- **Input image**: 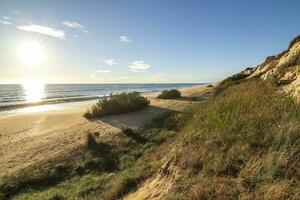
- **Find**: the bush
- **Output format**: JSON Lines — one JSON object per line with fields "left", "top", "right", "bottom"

{"left": 221, "top": 72, "right": 249, "bottom": 84}
{"left": 214, "top": 72, "right": 250, "bottom": 94}
{"left": 157, "top": 89, "right": 181, "bottom": 99}
{"left": 84, "top": 92, "right": 150, "bottom": 118}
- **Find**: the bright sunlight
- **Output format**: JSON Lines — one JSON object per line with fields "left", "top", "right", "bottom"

{"left": 18, "top": 41, "right": 45, "bottom": 65}
{"left": 22, "top": 80, "right": 45, "bottom": 102}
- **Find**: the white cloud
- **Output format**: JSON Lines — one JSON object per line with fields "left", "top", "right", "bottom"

{"left": 128, "top": 61, "right": 151, "bottom": 71}
{"left": 0, "top": 16, "right": 13, "bottom": 25}
{"left": 62, "top": 21, "right": 83, "bottom": 29}
{"left": 90, "top": 74, "right": 129, "bottom": 81}
{"left": 150, "top": 73, "right": 164, "bottom": 81}
{"left": 102, "top": 59, "right": 119, "bottom": 66}
{"left": 17, "top": 24, "right": 65, "bottom": 38}
{"left": 97, "top": 70, "right": 111, "bottom": 73}
{"left": 63, "top": 21, "right": 88, "bottom": 33}
{"left": 0, "top": 20, "right": 13, "bottom": 25}
{"left": 90, "top": 74, "right": 97, "bottom": 79}
{"left": 119, "top": 36, "right": 132, "bottom": 43}
{"left": 130, "top": 69, "right": 146, "bottom": 73}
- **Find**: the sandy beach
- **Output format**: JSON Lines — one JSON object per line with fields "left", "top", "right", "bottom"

{"left": 0, "top": 85, "right": 213, "bottom": 178}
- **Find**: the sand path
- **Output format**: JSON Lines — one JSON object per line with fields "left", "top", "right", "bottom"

{"left": 0, "top": 85, "right": 212, "bottom": 178}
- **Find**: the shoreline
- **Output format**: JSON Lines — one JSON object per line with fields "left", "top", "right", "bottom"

{"left": 0, "top": 96, "right": 101, "bottom": 112}
{"left": 0, "top": 83, "right": 208, "bottom": 115}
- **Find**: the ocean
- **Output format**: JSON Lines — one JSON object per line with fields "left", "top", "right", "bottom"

{"left": 0, "top": 83, "right": 204, "bottom": 110}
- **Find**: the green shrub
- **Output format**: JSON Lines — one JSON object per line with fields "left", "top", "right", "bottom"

{"left": 221, "top": 72, "right": 249, "bottom": 84}
{"left": 215, "top": 72, "right": 250, "bottom": 94}
{"left": 84, "top": 92, "right": 150, "bottom": 118}
{"left": 157, "top": 89, "right": 181, "bottom": 99}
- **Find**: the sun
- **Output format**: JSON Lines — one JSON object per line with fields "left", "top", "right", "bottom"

{"left": 18, "top": 41, "right": 45, "bottom": 65}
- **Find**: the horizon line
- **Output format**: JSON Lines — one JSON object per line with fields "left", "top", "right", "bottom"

{"left": 0, "top": 82, "right": 213, "bottom": 85}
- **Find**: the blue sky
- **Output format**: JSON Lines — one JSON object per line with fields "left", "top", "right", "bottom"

{"left": 0, "top": 0, "right": 300, "bottom": 83}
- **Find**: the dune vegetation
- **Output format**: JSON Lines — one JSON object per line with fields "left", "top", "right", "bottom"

{"left": 83, "top": 92, "right": 150, "bottom": 119}
{"left": 157, "top": 89, "right": 181, "bottom": 99}
{"left": 165, "top": 79, "right": 300, "bottom": 199}
{"left": 1, "top": 76, "right": 299, "bottom": 200}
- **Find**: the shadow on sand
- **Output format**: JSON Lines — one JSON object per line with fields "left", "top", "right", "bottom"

{"left": 90, "top": 105, "right": 174, "bottom": 129}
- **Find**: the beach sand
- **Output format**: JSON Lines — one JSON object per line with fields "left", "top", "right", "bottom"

{"left": 0, "top": 84, "right": 213, "bottom": 178}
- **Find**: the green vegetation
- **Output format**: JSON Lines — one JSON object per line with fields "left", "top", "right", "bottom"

{"left": 83, "top": 92, "right": 150, "bottom": 119}
{"left": 165, "top": 80, "right": 300, "bottom": 199}
{"left": 1, "top": 78, "right": 299, "bottom": 200}
{"left": 215, "top": 72, "right": 250, "bottom": 94}
{"left": 157, "top": 89, "right": 181, "bottom": 99}
{"left": 221, "top": 72, "right": 249, "bottom": 84}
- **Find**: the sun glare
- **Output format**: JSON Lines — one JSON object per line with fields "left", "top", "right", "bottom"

{"left": 22, "top": 80, "right": 45, "bottom": 102}
{"left": 18, "top": 41, "right": 45, "bottom": 65}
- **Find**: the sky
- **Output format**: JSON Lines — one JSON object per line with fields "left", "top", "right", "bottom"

{"left": 0, "top": 0, "right": 300, "bottom": 84}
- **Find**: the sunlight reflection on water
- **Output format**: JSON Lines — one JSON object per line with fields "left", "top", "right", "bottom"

{"left": 22, "top": 81, "right": 45, "bottom": 102}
